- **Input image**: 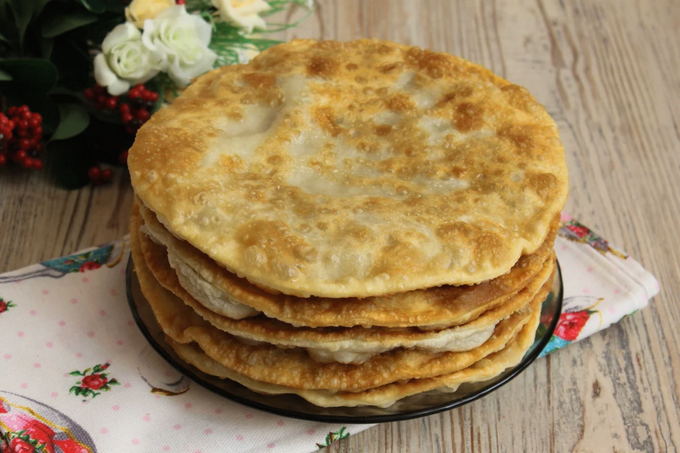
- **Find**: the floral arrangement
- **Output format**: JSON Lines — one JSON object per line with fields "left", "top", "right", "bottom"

{"left": 0, "top": 0, "right": 311, "bottom": 188}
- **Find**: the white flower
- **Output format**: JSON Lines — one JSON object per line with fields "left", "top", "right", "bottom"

{"left": 125, "top": 0, "right": 175, "bottom": 28}
{"left": 94, "top": 22, "right": 161, "bottom": 95}
{"left": 211, "top": 0, "right": 271, "bottom": 33}
{"left": 236, "top": 45, "right": 260, "bottom": 63}
{"left": 142, "top": 5, "right": 217, "bottom": 87}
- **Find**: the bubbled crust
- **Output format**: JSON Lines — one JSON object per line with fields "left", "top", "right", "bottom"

{"left": 128, "top": 39, "right": 568, "bottom": 298}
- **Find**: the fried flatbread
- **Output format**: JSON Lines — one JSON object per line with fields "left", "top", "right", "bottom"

{"left": 169, "top": 295, "right": 542, "bottom": 407}
{"left": 135, "top": 205, "right": 553, "bottom": 362}
{"left": 131, "top": 221, "right": 552, "bottom": 391}
{"left": 139, "top": 201, "right": 558, "bottom": 329}
{"left": 129, "top": 39, "right": 568, "bottom": 297}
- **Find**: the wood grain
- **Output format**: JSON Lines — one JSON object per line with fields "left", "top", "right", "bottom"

{"left": 1, "top": 0, "right": 678, "bottom": 451}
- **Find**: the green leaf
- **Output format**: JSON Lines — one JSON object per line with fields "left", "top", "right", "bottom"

{"left": 52, "top": 103, "right": 89, "bottom": 141}
{"left": 78, "top": 0, "right": 124, "bottom": 14}
{"left": 40, "top": 37, "right": 53, "bottom": 58}
{"left": 78, "top": 0, "right": 105, "bottom": 13}
{"left": 41, "top": 11, "right": 98, "bottom": 38}
{"left": 0, "top": 57, "right": 58, "bottom": 95}
{"left": 69, "top": 370, "right": 83, "bottom": 376}
{"left": 0, "top": 68, "right": 11, "bottom": 81}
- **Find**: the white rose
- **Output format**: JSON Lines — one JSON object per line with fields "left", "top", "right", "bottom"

{"left": 94, "top": 22, "right": 161, "bottom": 95}
{"left": 211, "top": 0, "right": 271, "bottom": 33}
{"left": 142, "top": 5, "right": 217, "bottom": 86}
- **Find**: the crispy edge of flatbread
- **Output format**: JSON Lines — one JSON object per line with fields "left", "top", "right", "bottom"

{"left": 169, "top": 293, "right": 543, "bottom": 407}
{"left": 139, "top": 201, "right": 558, "bottom": 328}
{"left": 132, "top": 213, "right": 554, "bottom": 391}
{"left": 138, "top": 203, "right": 551, "bottom": 354}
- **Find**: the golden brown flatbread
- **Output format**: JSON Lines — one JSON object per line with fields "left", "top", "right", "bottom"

{"left": 138, "top": 201, "right": 558, "bottom": 329}
{"left": 129, "top": 39, "right": 568, "bottom": 297}
{"left": 169, "top": 296, "right": 543, "bottom": 407}
{"left": 136, "top": 208, "right": 552, "bottom": 363}
{"left": 131, "top": 220, "right": 553, "bottom": 392}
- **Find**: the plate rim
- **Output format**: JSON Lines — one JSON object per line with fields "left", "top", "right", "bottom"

{"left": 125, "top": 259, "right": 563, "bottom": 423}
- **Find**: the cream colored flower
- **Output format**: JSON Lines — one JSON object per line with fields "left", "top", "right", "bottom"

{"left": 142, "top": 5, "right": 217, "bottom": 86}
{"left": 236, "top": 45, "right": 260, "bottom": 63}
{"left": 211, "top": 0, "right": 271, "bottom": 33}
{"left": 94, "top": 23, "right": 161, "bottom": 95}
{"left": 125, "top": 0, "right": 175, "bottom": 28}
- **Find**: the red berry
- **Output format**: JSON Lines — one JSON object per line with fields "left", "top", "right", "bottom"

{"left": 7, "top": 106, "right": 17, "bottom": 116}
{"left": 20, "top": 110, "right": 32, "bottom": 120}
{"left": 135, "top": 109, "right": 150, "bottom": 122}
{"left": 7, "top": 120, "right": 14, "bottom": 130}
{"left": 17, "top": 119, "right": 28, "bottom": 129}
{"left": 119, "top": 103, "right": 130, "bottom": 113}
{"left": 31, "top": 158, "right": 44, "bottom": 170}
{"left": 88, "top": 166, "right": 101, "bottom": 181}
{"left": 33, "top": 126, "right": 43, "bottom": 138}
{"left": 31, "top": 112, "right": 42, "bottom": 123}
{"left": 105, "top": 97, "right": 118, "bottom": 110}
{"left": 101, "top": 168, "right": 113, "bottom": 181}
{"left": 0, "top": 154, "right": 6, "bottom": 165}
{"left": 19, "top": 138, "right": 31, "bottom": 150}
{"left": 3, "top": 130, "right": 12, "bottom": 141}
{"left": 14, "top": 150, "right": 26, "bottom": 161}
{"left": 19, "top": 157, "right": 31, "bottom": 168}
{"left": 17, "top": 105, "right": 29, "bottom": 114}
{"left": 121, "top": 113, "right": 133, "bottom": 123}
{"left": 84, "top": 88, "right": 95, "bottom": 100}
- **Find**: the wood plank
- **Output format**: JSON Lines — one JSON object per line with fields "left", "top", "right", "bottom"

{"left": 1, "top": 0, "right": 678, "bottom": 451}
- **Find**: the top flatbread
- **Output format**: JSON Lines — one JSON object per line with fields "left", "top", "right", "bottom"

{"left": 129, "top": 39, "right": 568, "bottom": 297}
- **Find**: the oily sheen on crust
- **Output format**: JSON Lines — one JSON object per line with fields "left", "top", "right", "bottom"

{"left": 134, "top": 206, "right": 552, "bottom": 360}
{"left": 138, "top": 201, "right": 559, "bottom": 328}
{"left": 128, "top": 39, "right": 568, "bottom": 297}
{"left": 131, "top": 222, "right": 553, "bottom": 392}
{"left": 169, "top": 299, "right": 542, "bottom": 408}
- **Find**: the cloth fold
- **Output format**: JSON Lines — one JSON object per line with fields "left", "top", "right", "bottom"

{"left": 0, "top": 217, "right": 658, "bottom": 452}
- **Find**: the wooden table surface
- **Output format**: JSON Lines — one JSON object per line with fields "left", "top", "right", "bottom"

{"left": 1, "top": 0, "right": 678, "bottom": 451}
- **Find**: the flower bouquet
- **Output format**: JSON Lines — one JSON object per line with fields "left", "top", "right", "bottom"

{"left": 0, "top": 0, "right": 311, "bottom": 187}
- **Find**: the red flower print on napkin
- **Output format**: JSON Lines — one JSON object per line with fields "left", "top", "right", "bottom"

{"left": 78, "top": 262, "right": 101, "bottom": 272}
{"left": 554, "top": 311, "right": 591, "bottom": 341}
{"left": 8, "top": 437, "right": 35, "bottom": 453}
{"left": 0, "top": 297, "right": 16, "bottom": 314}
{"left": 69, "top": 363, "right": 119, "bottom": 399}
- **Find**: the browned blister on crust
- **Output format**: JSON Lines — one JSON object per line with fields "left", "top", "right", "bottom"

{"left": 128, "top": 39, "right": 568, "bottom": 298}
{"left": 131, "top": 212, "right": 555, "bottom": 392}
{"left": 168, "top": 289, "right": 544, "bottom": 407}
{"left": 135, "top": 204, "right": 551, "bottom": 361}
{"left": 138, "top": 202, "right": 559, "bottom": 328}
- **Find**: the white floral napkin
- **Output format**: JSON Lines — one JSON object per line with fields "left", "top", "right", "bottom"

{"left": 0, "top": 215, "right": 658, "bottom": 452}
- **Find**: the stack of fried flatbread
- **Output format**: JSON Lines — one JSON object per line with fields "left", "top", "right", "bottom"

{"left": 127, "top": 39, "right": 568, "bottom": 408}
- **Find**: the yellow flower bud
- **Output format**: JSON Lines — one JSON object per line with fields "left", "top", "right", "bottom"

{"left": 125, "top": 0, "right": 176, "bottom": 28}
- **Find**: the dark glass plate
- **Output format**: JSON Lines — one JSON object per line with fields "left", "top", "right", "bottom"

{"left": 126, "top": 260, "right": 562, "bottom": 423}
